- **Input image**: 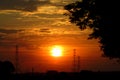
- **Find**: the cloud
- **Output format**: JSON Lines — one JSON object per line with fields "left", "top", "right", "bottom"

{"left": 39, "top": 28, "right": 51, "bottom": 33}
{"left": 0, "top": 28, "right": 23, "bottom": 34}
{"left": 0, "top": 0, "right": 75, "bottom": 28}
{"left": 0, "top": 0, "right": 78, "bottom": 12}
{"left": 0, "top": 0, "right": 50, "bottom": 12}
{"left": 0, "top": 35, "right": 4, "bottom": 40}
{"left": 50, "top": 0, "right": 81, "bottom": 6}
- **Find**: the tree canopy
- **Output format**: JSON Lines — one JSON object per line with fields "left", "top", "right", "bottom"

{"left": 0, "top": 60, "right": 15, "bottom": 75}
{"left": 64, "top": 0, "right": 120, "bottom": 59}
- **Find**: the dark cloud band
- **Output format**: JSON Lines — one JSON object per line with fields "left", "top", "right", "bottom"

{"left": 0, "top": 28, "right": 23, "bottom": 34}
{"left": 0, "top": 0, "right": 50, "bottom": 12}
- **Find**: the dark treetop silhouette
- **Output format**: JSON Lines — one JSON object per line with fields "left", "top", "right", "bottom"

{"left": 64, "top": 0, "right": 120, "bottom": 59}
{"left": 0, "top": 60, "right": 15, "bottom": 75}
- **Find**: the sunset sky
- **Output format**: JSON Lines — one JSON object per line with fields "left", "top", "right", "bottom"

{"left": 0, "top": 0, "right": 120, "bottom": 73}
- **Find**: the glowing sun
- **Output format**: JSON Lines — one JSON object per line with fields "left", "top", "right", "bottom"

{"left": 51, "top": 46, "right": 63, "bottom": 57}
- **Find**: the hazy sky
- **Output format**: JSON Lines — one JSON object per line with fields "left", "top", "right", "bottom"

{"left": 0, "top": 0, "right": 120, "bottom": 73}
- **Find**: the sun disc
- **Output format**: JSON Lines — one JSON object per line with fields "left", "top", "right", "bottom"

{"left": 51, "top": 46, "right": 63, "bottom": 57}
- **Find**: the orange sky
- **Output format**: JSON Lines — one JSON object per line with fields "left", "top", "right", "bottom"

{"left": 0, "top": 0, "right": 120, "bottom": 73}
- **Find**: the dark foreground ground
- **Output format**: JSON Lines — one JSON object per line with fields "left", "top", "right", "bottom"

{"left": 1, "top": 70, "right": 120, "bottom": 80}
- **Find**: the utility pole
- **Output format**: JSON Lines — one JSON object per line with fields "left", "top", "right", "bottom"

{"left": 73, "top": 49, "right": 76, "bottom": 72}
{"left": 77, "top": 56, "right": 80, "bottom": 72}
{"left": 15, "top": 45, "right": 19, "bottom": 74}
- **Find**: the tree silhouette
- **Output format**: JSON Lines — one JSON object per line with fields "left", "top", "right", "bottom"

{"left": 64, "top": 0, "right": 120, "bottom": 59}
{"left": 0, "top": 60, "right": 15, "bottom": 75}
